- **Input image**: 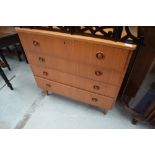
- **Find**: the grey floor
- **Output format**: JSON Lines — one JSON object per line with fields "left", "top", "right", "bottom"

{"left": 0, "top": 57, "right": 150, "bottom": 129}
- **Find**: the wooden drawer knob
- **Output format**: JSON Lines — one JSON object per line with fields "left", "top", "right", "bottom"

{"left": 33, "top": 40, "right": 39, "bottom": 46}
{"left": 93, "top": 85, "right": 100, "bottom": 90}
{"left": 96, "top": 52, "right": 105, "bottom": 60}
{"left": 38, "top": 57, "right": 45, "bottom": 62}
{"left": 92, "top": 97, "right": 98, "bottom": 102}
{"left": 46, "top": 83, "right": 51, "bottom": 87}
{"left": 95, "top": 71, "right": 102, "bottom": 76}
{"left": 43, "top": 71, "right": 48, "bottom": 76}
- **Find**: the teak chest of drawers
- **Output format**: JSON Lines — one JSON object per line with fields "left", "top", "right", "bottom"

{"left": 16, "top": 27, "right": 137, "bottom": 112}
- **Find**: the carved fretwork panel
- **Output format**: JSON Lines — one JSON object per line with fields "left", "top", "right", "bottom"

{"left": 20, "top": 26, "right": 143, "bottom": 45}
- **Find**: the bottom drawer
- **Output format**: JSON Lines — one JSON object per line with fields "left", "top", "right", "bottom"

{"left": 35, "top": 76, "right": 115, "bottom": 110}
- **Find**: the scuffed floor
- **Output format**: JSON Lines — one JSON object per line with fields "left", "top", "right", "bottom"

{"left": 0, "top": 57, "right": 150, "bottom": 129}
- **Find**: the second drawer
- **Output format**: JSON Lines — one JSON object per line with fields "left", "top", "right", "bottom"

{"left": 27, "top": 53, "right": 123, "bottom": 85}
{"left": 31, "top": 65, "right": 119, "bottom": 98}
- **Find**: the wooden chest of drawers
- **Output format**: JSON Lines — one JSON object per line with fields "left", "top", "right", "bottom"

{"left": 16, "top": 28, "right": 136, "bottom": 112}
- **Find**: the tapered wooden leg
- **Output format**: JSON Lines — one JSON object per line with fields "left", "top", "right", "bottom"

{"left": 102, "top": 109, "right": 108, "bottom": 115}
{"left": 100, "top": 107, "right": 108, "bottom": 115}
{"left": 132, "top": 118, "right": 138, "bottom": 125}
{"left": 43, "top": 90, "right": 48, "bottom": 95}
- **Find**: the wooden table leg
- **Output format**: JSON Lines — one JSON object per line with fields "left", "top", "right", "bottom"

{"left": 0, "top": 67, "right": 13, "bottom": 90}
{"left": 14, "top": 44, "right": 22, "bottom": 61}
{"left": 20, "top": 43, "right": 28, "bottom": 63}
{"left": 0, "top": 51, "right": 11, "bottom": 71}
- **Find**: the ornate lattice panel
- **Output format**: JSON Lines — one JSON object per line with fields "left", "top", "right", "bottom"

{"left": 20, "top": 26, "right": 143, "bottom": 45}
{"left": 74, "top": 26, "right": 123, "bottom": 41}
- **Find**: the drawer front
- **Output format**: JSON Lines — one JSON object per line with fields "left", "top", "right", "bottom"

{"left": 31, "top": 65, "right": 119, "bottom": 98}
{"left": 18, "top": 32, "right": 72, "bottom": 54}
{"left": 27, "top": 53, "right": 122, "bottom": 85}
{"left": 35, "top": 76, "right": 114, "bottom": 109}
{"left": 19, "top": 32, "right": 130, "bottom": 72}
{"left": 72, "top": 40, "right": 130, "bottom": 72}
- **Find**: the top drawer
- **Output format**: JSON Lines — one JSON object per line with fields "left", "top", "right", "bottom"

{"left": 18, "top": 32, "right": 131, "bottom": 72}
{"left": 18, "top": 32, "right": 71, "bottom": 54}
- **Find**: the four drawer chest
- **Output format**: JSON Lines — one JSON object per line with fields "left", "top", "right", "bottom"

{"left": 16, "top": 27, "right": 137, "bottom": 113}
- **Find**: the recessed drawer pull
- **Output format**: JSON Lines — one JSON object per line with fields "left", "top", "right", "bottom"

{"left": 96, "top": 52, "right": 105, "bottom": 60}
{"left": 33, "top": 40, "right": 39, "bottom": 46}
{"left": 95, "top": 71, "right": 102, "bottom": 76}
{"left": 92, "top": 97, "right": 98, "bottom": 102}
{"left": 38, "top": 57, "right": 45, "bottom": 62}
{"left": 46, "top": 83, "right": 51, "bottom": 87}
{"left": 43, "top": 71, "right": 48, "bottom": 76}
{"left": 93, "top": 85, "right": 100, "bottom": 90}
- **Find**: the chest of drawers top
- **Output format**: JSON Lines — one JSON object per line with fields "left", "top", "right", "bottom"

{"left": 17, "top": 28, "right": 137, "bottom": 49}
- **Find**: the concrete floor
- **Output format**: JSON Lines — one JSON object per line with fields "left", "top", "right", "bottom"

{"left": 0, "top": 57, "right": 150, "bottom": 129}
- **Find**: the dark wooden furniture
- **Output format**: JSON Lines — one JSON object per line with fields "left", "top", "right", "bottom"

{"left": 0, "top": 27, "right": 27, "bottom": 90}
{"left": 0, "top": 33, "right": 18, "bottom": 90}
{"left": 121, "top": 27, "right": 155, "bottom": 125}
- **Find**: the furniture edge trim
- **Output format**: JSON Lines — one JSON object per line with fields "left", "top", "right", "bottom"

{"left": 16, "top": 27, "right": 137, "bottom": 51}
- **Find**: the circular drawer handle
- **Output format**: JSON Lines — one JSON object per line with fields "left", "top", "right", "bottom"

{"left": 93, "top": 85, "right": 100, "bottom": 90}
{"left": 96, "top": 52, "right": 105, "bottom": 60}
{"left": 95, "top": 71, "right": 103, "bottom": 76}
{"left": 33, "top": 40, "right": 39, "bottom": 46}
{"left": 46, "top": 83, "right": 51, "bottom": 87}
{"left": 43, "top": 71, "right": 48, "bottom": 76}
{"left": 92, "top": 97, "right": 98, "bottom": 102}
{"left": 38, "top": 57, "right": 45, "bottom": 62}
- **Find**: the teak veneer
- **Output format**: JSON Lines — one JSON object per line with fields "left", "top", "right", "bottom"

{"left": 16, "top": 27, "right": 136, "bottom": 112}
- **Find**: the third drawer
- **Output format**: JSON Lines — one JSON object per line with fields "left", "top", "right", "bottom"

{"left": 31, "top": 65, "right": 120, "bottom": 98}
